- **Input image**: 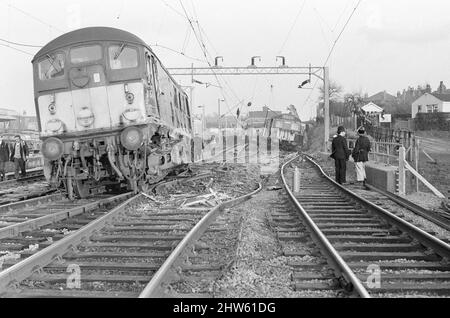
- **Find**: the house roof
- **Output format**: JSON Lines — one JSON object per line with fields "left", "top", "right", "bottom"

{"left": 0, "top": 115, "right": 17, "bottom": 122}
{"left": 431, "top": 93, "right": 450, "bottom": 102}
{"left": 366, "top": 91, "right": 396, "bottom": 102}
{"left": 362, "top": 102, "right": 383, "bottom": 113}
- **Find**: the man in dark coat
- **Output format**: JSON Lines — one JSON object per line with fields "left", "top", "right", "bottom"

{"left": 0, "top": 136, "right": 10, "bottom": 181}
{"left": 10, "top": 135, "right": 29, "bottom": 179}
{"left": 352, "top": 127, "right": 371, "bottom": 186}
{"left": 330, "top": 126, "right": 350, "bottom": 184}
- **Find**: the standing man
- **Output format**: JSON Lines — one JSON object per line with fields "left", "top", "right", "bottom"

{"left": 0, "top": 136, "right": 10, "bottom": 181}
{"left": 10, "top": 135, "right": 28, "bottom": 179}
{"left": 352, "top": 127, "right": 371, "bottom": 187}
{"left": 330, "top": 126, "right": 350, "bottom": 185}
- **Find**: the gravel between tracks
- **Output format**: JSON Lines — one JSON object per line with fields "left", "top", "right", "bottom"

{"left": 213, "top": 189, "right": 339, "bottom": 298}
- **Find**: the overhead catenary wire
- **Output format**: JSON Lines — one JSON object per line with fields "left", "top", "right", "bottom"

{"left": 323, "top": 0, "right": 362, "bottom": 67}
{"left": 0, "top": 43, "right": 34, "bottom": 56}
{"left": 332, "top": 0, "right": 353, "bottom": 33}
{"left": 116, "top": 0, "right": 125, "bottom": 19}
{"left": 301, "top": 0, "right": 363, "bottom": 110}
{"left": 149, "top": 43, "right": 207, "bottom": 63}
{"left": 277, "top": 0, "right": 307, "bottom": 55}
{"left": 159, "top": 0, "right": 185, "bottom": 18}
{"left": 6, "top": 3, "right": 65, "bottom": 34}
{"left": 178, "top": 0, "right": 241, "bottom": 124}
{"left": 188, "top": 6, "right": 245, "bottom": 118}
{"left": 0, "top": 38, "right": 42, "bottom": 48}
{"left": 181, "top": 26, "right": 192, "bottom": 53}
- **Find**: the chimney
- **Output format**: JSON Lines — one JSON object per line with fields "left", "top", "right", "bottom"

{"left": 438, "top": 81, "right": 444, "bottom": 93}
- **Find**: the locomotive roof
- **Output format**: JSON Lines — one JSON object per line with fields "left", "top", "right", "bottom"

{"left": 32, "top": 27, "right": 149, "bottom": 62}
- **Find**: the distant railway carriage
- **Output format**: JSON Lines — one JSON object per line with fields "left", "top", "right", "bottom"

{"left": 33, "top": 27, "right": 193, "bottom": 199}
{"left": 264, "top": 113, "right": 305, "bottom": 151}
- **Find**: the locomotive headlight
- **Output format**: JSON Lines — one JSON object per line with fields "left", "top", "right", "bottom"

{"left": 122, "top": 108, "right": 141, "bottom": 122}
{"left": 46, "top": 119, "right": 63, "bottom": 132}
{"left": 42, "top": 137, "right": 64, "bottom": 160}
{"left": 77, "top": 107, "right": 95, "bottom": 127}
{"left": 120, "top": 126, "right": 143, "bottom": 151}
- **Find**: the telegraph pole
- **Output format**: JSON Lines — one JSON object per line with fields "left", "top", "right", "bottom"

{"left": 217, "top": 98, "right": 224, "bottom": 131}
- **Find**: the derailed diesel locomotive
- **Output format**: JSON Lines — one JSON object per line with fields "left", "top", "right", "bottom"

{"left": 33, "top": 27, "right": 193, "bottom": 199}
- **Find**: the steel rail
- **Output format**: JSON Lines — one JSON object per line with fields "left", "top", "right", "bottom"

{"left": 281, "top": 155, "right": 371, "bottom": 298}
{"left": 0, "top": 193, "right": 64, "bottom": 214}
{"left": 0, "top": 192, "right": 133, "bottom": 239}
{"left": 0, "top": 194, "right": 141, "bottom": 292}
{"left": 139, "top": 182, "right": 263, "bottom": 298}
{"left": 305, "top": 155, "right": 450, "bottom": 260}
{"left": 0, "top": 172, "right": 232, "bottom": 294}
{"left": 0, "top": 168, "right": 44, "bottom": 185}
{"left": 365, "top": 183, "right": 450, "bottom": 232}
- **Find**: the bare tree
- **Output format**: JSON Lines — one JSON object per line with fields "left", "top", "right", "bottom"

{"left": 318, "top": 80, "right": 343, "bottom": 102}
{"left": 316, "top": 81, "right": 344, "bottom": 119}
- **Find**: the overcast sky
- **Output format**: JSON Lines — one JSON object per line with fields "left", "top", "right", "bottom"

{"left": 1, "top": 0, "right": 449, "bottom": 120}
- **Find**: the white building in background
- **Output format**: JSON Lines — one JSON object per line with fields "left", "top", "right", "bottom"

{"left": 411, "top": 93, "right": 450, "bottom": 118}
{"left": 361, "top": 102, "right": 383, "bottom": 115}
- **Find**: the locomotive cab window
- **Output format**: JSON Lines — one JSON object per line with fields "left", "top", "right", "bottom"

{"left": 109, "top": 44, "right": 138, "bottom": 69}
{"left": 70, "top": 45, "right": 102, "bottom": 64}
{"left": 38, "top": 53, "right": 65, "bottom": 80}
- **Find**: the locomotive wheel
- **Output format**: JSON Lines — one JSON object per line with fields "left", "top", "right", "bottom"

{"left": 74, "top": 180, "right": 90, "bottom": 199}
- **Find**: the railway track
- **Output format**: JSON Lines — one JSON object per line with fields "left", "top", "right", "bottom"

{"left": 282, "top": 154, "right": 450, "bottom": 297}
{"left": 0, "top": 169, "right": 260, "bottom": 297}
{"left": 0, "top": 168, "right": 53, "bottom": 206}
{"left": 0, "top": 193, "right": 133, "bottom": 267}
{"left": 256, "top": 170, "right": 348, "bottom": 297}
{"left": 0, "top": 168, "right": 44, "bottom": 189}
{"left": 363, "top": 184, "right": 450, "bottom": 232}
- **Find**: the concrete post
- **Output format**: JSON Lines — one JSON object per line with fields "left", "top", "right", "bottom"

{"left": 222, "top": 130, "right": 226, "bottom": 163}
{"left": 245, "top": 134, "right": 249, "bottom": 164}
{"left": 233, "top": 134, "right": 238, "bottom": 163}
{"left": 256, "top": 133, "right": 260, "bottom": 164}
{"left": 398, "top": 146, "right": 406, "bottom": 195}
{"left": 324, "top": 67, "right": 330, "bottom": 153}
{"left": 415, "top": 139, "right": 419, "bottom": 192}
{"left": 387, "top": 143, "right": 390, "bottom": 165}
{"left": 294, "top": 167, "right": 300, "bottom": 193}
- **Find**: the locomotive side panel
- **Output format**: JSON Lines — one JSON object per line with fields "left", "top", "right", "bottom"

{"left": 155, "top": 61, "right": 175, "bottom": 128}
